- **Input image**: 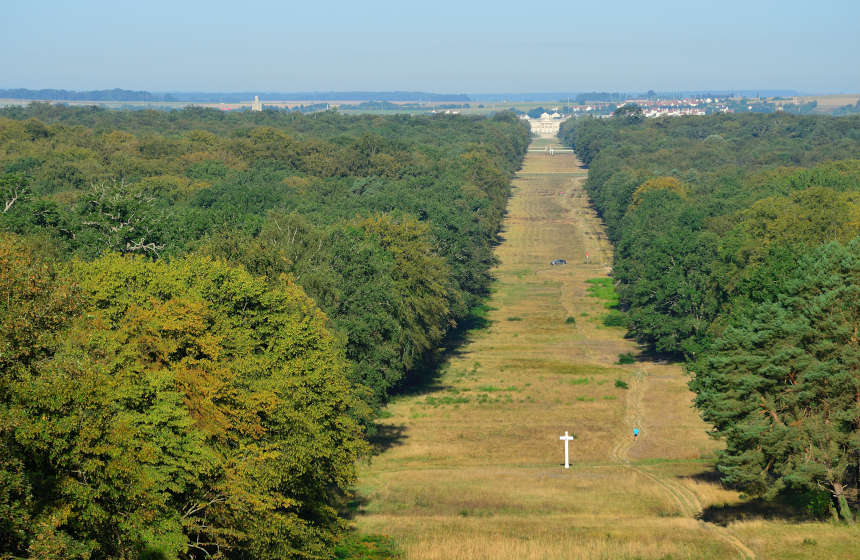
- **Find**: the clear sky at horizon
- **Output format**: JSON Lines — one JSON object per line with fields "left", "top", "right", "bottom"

{"left": 3, "top": 0, "right": 858, "bottom": 94}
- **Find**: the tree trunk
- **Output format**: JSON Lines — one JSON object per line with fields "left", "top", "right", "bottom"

{"left": 832, "top": 482, "right": 855, "bottom": 523}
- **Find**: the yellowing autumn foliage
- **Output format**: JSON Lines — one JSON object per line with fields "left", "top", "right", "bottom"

{"left": 631, "top": 176, "right": 687, "bottom": 207}
{"left": 1, "top": 243, "right": 369, "bottom": 559}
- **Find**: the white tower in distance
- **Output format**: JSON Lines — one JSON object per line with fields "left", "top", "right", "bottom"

{"left": 251, "top": 95, "right": 263, "bottom": 112}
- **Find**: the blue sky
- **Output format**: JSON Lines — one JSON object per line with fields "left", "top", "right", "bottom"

{"left": 2, "top": 0, "right": 858, "bottom": 93}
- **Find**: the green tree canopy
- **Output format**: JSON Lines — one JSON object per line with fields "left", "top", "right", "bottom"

{"left": 2, "top": 245, "right": 369, "bottom": 558}
{"left": 690, "top": 240, "right": 860, "bottom": 521}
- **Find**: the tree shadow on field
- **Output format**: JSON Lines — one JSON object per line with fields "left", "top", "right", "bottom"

{"left": 686, "top": 468, "right": 722, "bottom": 484}
{"left": 367, "top": 423, "right": 407, "bottom": 454}
{"left": 689, "top": 468, "right": 814, "bottom": 524}
{"left": 634, "top": 347, "right": 679, "bottom": 365}
{"left": 369, "top": 306, "right": 494, "bottom": 454}
{"left": 391, "top": 306, "right": 494, "bottom": 399}
{"left": 699, "top": 499, "right": 811, "bottom": 525}
{"left": 338, "top": 492, "right": 371, "bottom": 520}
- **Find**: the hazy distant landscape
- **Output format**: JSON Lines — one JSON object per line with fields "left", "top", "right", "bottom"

{"left": 3, "top": 88, "right": 860, "bottom": 118}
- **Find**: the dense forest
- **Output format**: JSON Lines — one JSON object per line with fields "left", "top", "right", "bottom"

{"left": 0, "top": 104, "right": 529, "bottom": 559}
{"left": 561, "top": 112, "right": 860, "bottom": 521}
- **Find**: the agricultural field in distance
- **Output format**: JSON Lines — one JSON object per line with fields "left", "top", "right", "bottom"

{"left": 794, "top": 93, "right": 860, "bottom": 111}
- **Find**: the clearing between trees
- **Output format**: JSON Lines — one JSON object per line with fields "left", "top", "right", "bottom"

{"left": 355, "top": 139, "right": 860, "bottom": 559}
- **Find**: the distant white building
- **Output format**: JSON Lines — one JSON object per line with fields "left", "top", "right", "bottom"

{"left": 643, "top": 107, "right": 706, "bottom": 118}
{"left": 527, "top": 112, "right": 569, "bottom": 137}
{"left": 251, "top": 95, "right": 263, "bottom": 112}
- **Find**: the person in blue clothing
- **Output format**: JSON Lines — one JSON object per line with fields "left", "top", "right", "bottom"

{"left": 633, "top": 428, "right": 640, "bottom": 440}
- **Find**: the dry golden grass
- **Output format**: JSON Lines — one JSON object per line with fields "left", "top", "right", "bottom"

{"left": 355, "top": 143, "right": 860, "bottom": 559}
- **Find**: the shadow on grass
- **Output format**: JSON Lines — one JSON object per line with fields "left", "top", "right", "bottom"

{"left": 367, "top": 304, "right": 495, "bottom": 454}
{"left": 634, "top": 347, "right": 682, "bottom": 365}
{"left": 686, "top": 468, "right": 722, "bottom": 484}
{"left": 339, "top": 492, "right": 371, "bottom": 520}
{"left": 698, "top": 498, "right": 811, "bottom": 525}
{"left": 688, "top": 468, "right": 816, "bottom": 524}
{"left": 368, "top": 423, "right": 407, "bottom": 454}
{"left": 391, "top": 305, "right": 494, "bottom": 399}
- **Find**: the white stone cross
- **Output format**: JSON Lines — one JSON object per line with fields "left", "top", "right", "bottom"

{"left": 560, "top": 431, "right": 574, "bottom": 469}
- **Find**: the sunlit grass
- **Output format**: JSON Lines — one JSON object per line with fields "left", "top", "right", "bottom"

{"left": 354, "top": 145, "right": 860, "bottom": 560}
{"left": 585, "top": 277, "right": 619, "bottom": 308}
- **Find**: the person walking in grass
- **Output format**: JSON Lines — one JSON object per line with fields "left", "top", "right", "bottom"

{"left": 633, "top": 428, "right": 639, "bottom": 441}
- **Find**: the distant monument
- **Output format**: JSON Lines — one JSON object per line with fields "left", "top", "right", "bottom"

{"left": 560, "top": 431, "right": 574, "bottom": 469}
{"left": 251, "top": 95, "right": 263, "bottom": 112}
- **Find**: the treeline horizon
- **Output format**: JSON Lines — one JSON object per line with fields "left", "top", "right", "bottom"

{"left": 0, "top": 89, "right": 471, "bottom": 103}
{"left": 562, "top": 111, "right": 860, "bottom": 521}
{"left": 0, "top": 104, "right": 529, "bottom": 558}
{"left": 3, "top": 88, "right": 829, "bottom": 105}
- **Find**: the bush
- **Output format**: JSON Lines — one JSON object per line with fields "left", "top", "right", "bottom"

{"left": 564, "top": 316, "right": 576, "bottom": 324}
{"left": 602, "top": 310, "right": 626, "bottom": 327}
{"left": 617, "top": 353, "right": 635, "bottom": 364}
{"left": 795, "top": 489, "right": 836, "bottom": 520}
{"left": 335, "top": 534, "right": 402, "bottom": 559}
{"left": 615, "top": 378, "right": 629, "bottom": 389}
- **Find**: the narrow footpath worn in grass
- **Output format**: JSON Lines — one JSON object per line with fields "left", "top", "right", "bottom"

{"left": 354, "top": 143, "right": 860, "bottom": 559}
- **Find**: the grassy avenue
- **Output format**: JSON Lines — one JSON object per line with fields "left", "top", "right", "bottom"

{"left": 353, "top": 139, "right": 860, "bottom": 559}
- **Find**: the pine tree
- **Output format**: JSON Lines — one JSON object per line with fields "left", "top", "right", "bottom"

{"left": 691, "top": 240, "right": 860, "bottom": 521}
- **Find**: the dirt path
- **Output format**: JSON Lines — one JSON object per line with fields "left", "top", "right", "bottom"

{"left": 355, "top": 141, "right": 755, "bottom": 559}
{"left": 610, "top": 367, "right": 755, "bottom": 559}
